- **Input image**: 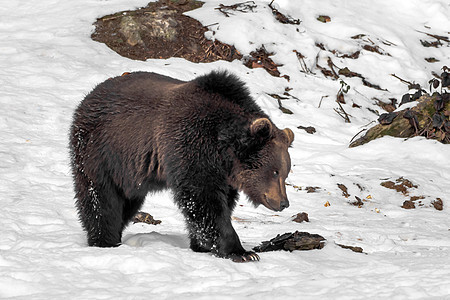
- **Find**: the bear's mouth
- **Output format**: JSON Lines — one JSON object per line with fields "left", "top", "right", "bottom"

{"left": 261, "top": 194, "right": 278, "bottom": 211}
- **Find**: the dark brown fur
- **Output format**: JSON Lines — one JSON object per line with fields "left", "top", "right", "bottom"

{"left": 70, "top": 71, "right": 293, "bottom": 262}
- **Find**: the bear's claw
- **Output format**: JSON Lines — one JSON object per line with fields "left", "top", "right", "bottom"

{"left": 229, "top": 251, "right": 260, "bottom": 263}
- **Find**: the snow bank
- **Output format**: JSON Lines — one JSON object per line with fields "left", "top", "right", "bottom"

{"left": 0, "top": 0, "right": 449, "bottom": 299}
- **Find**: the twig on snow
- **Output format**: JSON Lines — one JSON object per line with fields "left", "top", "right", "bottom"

{"left": 215, "top": 1, "right": 256, "bottom": 17}
{"left": 391, "top": 73, "right": 414, "bottom": 86}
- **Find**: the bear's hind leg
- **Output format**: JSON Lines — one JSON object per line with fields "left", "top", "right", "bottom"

{"left": 75, "top": 177, "right": 125, "bottom": 247}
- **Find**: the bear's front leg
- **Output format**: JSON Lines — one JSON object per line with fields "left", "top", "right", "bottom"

{"left": 215, "top": 219, "right": 260, "bottom": 263}
{"left": 176, "top": 189, "right": 259, "bottom": 262}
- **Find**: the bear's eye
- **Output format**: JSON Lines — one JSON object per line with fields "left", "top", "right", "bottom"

{"left": 273, "top": 170, "right": 279, "bottom": 178}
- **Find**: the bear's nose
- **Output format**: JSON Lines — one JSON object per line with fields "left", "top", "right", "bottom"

{"left": 280, "top": 199, "right": 289, "bottom": 211}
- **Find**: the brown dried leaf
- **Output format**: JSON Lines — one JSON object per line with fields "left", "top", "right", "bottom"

{"left": 337, "top": 184, "right": 350, "bottom": 198}
{"left": 432, "top": 198, "right": 443, "bottom": 210}
{"left": 402, "top": 200, "right": 415, "bottom": 209}
{"left": 292, "top": 212, "right": 309, "bottom": 223}
{"left": 317, "top": 15, "right": 331, "bottom": 23}
{"left": 133, "top": 212, "right": 161, "bottom": 225}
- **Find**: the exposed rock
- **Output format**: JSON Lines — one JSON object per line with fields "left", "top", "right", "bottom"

{"left": 350, "top": 94, "right": 450, "bottom": 147}
{"left": 119, "top": 16, "right": 143, "bottom": 46}
{"left": 145, "top": 10, "right": 179, "bottom": 41}
{"left": 91, "top": 0, "right": 242, "bottom": 62}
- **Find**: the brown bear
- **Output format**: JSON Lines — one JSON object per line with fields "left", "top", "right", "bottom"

{"left": 70, "top": 70, "right": 294, "bottom": 262}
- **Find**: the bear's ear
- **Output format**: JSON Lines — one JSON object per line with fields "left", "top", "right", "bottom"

{"left": 283, "top": 128, "right": 294, "bottom": 146}
{"left": 250, "top": 118, "right": 273, "bottom": 139}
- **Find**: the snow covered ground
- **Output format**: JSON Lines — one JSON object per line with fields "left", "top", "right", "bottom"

{"left": 1, "top": 0, "right": 449, "bottom": 298}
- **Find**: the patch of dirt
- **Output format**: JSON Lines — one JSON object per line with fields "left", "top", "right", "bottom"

{"left": 379, "top": 178, "right": 443, "bottom": 210}
{"left": 380, "top": 177, "right": 417, "bottom": 196}
{"left": 244, "top": 46, "right": 282, "bottom": 77}
{"left": 91, "top": 0, "right": 242, "bottom": 63}
{"left": 91, "top": 0, "right": 292, "bottom": 78}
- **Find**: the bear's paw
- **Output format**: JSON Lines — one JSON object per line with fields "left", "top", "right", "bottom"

{"left": 228, "top": 251, "right": 260, "bottom": 263}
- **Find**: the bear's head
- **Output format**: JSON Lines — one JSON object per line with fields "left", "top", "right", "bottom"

{"left": 232, "top": 118, "right": 294, "bottom": 212}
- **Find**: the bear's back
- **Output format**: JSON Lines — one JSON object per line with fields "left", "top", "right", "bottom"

{"left": 90, "top": 72, "right": 185, "bottom": 106}
{"left": 79, "top": 70, "right": 262, "bottom": 116}
{"left": 193, "top": 71, "right": 263, "bottom": 116}
{"left": 73, "top": 71, "right": 266, "bottom": 139}
{"left": 74, "top": 72, "right": 185, "bottom": 126}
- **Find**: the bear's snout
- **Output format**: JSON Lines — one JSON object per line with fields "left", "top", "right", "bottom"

{"left": 263, "top": 194, "right": 290, "bottom": 212}
{"left": 280, "top": 199, "right": 290, "bottom": 210}
{"left": 261, "top": 175, "right": 290, "bottom": 211}
{"left": 273, "top": 197, "right": 289, "bottom": 211}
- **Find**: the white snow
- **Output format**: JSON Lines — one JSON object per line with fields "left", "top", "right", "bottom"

{"left": 1, "top": 0, "right": 449, "bottom": 299}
